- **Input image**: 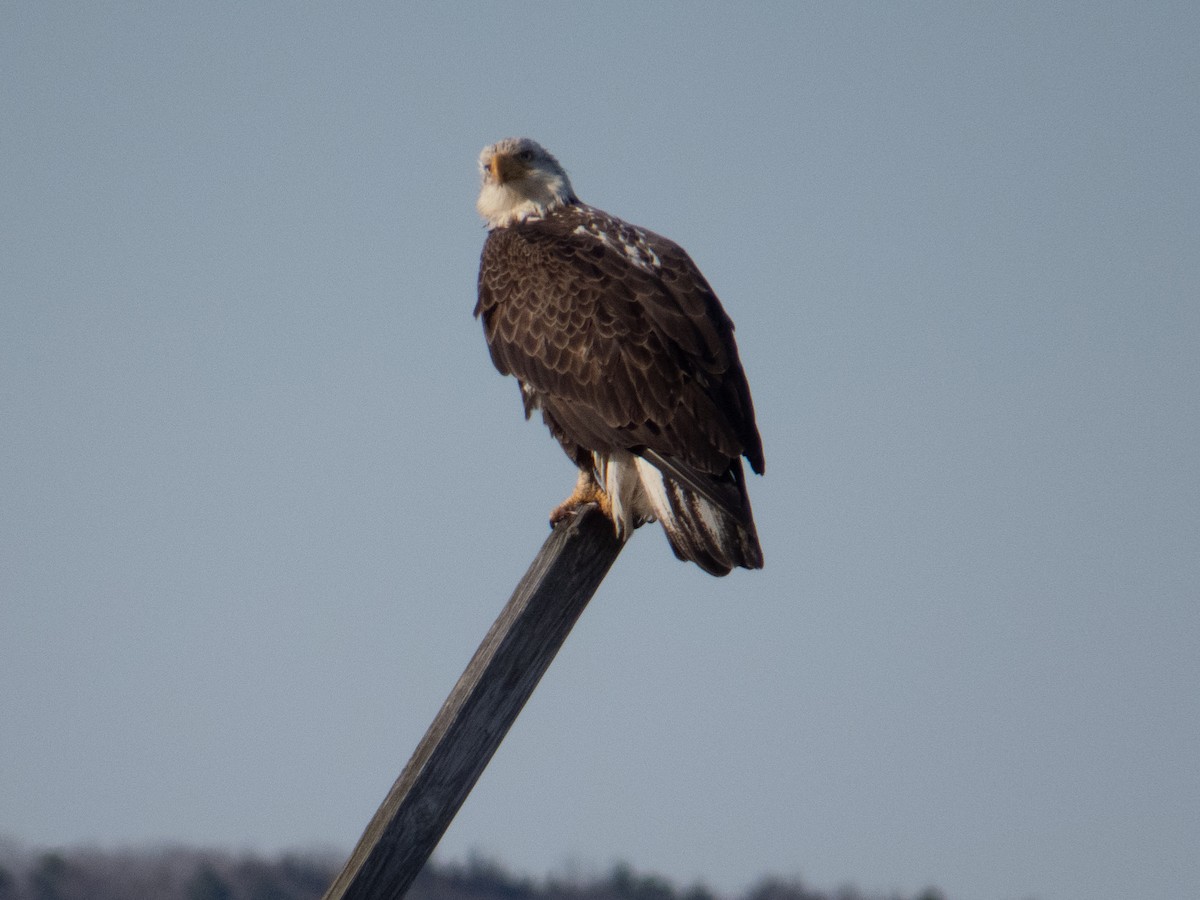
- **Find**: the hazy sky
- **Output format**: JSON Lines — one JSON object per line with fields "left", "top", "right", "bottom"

{"left": 2, "top": 5, "right": 1198, "bottom": 900}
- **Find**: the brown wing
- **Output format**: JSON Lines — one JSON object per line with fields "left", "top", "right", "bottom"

{"left": 475, "top": 205, "right": 764, "bottom": 486}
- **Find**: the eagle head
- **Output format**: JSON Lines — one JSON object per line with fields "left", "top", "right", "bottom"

{"left": 477, "top": 137, "right": 578, "bottom": 229}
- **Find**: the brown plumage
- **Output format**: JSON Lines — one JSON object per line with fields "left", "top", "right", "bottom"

{"left": 475, "top": 138, "right": 763, "bottom": 575}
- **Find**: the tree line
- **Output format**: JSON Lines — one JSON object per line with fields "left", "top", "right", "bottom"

{"left": 0, "top": 841, "right": 946, "bottom": 900}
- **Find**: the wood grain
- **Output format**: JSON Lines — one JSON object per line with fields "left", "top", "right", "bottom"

{"left": 322, "top": 505, "right": 624, "bottom": 900}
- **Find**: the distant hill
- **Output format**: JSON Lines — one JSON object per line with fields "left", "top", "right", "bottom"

{"left": 0, "top": 840, "right": 946, "bottom": 900}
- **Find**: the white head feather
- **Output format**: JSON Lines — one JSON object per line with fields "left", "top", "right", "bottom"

{"left": 476, "top": 137, "right": 578, "bottom": 229}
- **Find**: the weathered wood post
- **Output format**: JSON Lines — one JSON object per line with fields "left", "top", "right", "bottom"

{"left": 322, "top": 504, "right": 624, "bottom": 900}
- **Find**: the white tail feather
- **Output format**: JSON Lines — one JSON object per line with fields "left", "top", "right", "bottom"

{"left": 634, "top": 457, "right": 763, "bottom": 576}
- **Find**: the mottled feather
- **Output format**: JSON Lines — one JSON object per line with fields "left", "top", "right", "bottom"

{"left": 475, "top": 139, "right": 763, "bottom": 575}
{"left": 478, "top": 205, "right": 762, "bottom": 477}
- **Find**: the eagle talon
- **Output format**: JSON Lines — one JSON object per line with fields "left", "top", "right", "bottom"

{"left": 549, "top": 470, "right": 613, "bottom": 528}
{"left": 548, "top": 503, "right": 583, "bottom": 528}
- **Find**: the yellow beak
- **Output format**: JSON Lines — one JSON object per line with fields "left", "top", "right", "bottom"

{"left": 489, "top": 153, "right": 523, "bottom": 184}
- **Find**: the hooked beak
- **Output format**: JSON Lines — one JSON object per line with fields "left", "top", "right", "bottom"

{"left": 488, "top": 153, "right": 525, "bottom": 184}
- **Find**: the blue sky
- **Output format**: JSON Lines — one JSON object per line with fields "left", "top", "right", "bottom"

{"left": 2, "top": 5, "right": 1198, "bottom": 900}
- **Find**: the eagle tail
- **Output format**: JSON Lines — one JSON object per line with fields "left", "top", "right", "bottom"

{"left": 633, "top": 457, "right": 763, "bottom": 577}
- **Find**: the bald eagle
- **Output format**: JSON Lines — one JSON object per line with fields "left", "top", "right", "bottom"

{"left": 475, "top": 138, "right": 763, "bottom": 576}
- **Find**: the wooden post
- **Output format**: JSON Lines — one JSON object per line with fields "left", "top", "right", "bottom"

{"left": 322, "top": 504, "right": 624, "bottom": 900}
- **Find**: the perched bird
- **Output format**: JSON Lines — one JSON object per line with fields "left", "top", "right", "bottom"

{"left": 475, "top": 137, "right": 764, "bottom": 576}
